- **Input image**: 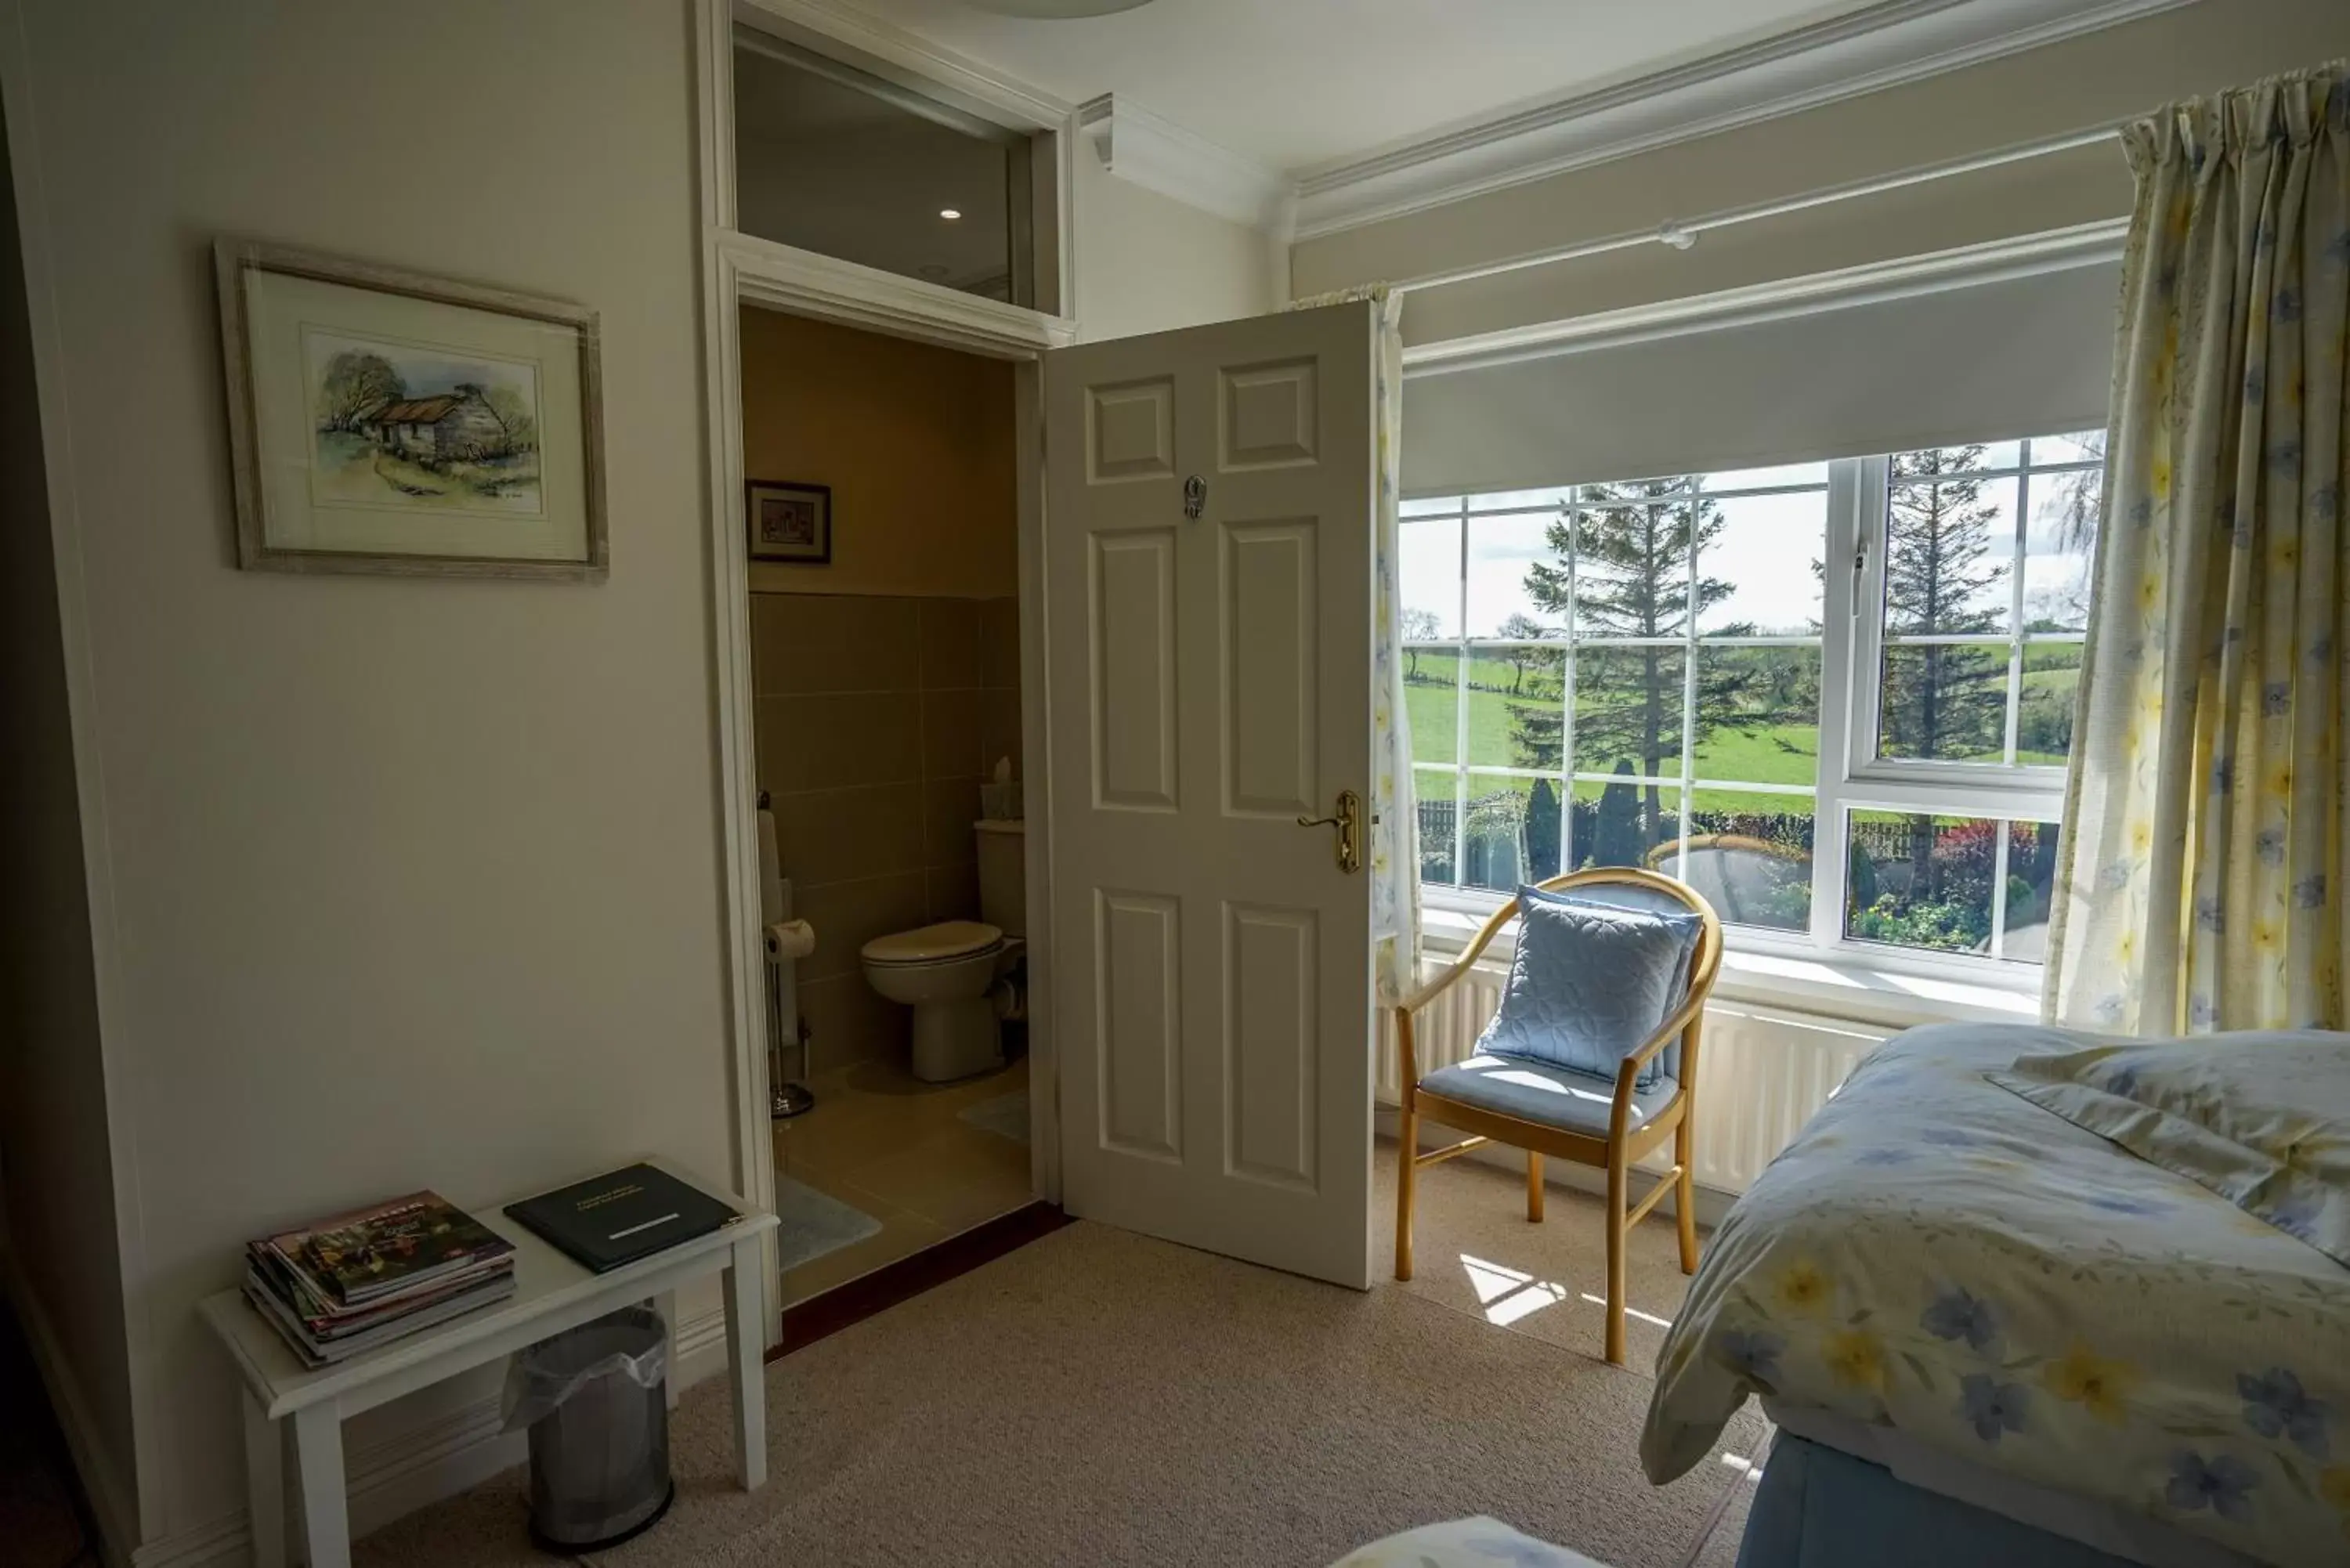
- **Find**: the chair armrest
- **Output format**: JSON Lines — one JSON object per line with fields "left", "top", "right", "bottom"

{"left": 1608, "top": 970, "right": 1720, "bottom": 1135}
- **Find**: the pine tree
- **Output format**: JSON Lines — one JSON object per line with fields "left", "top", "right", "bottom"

{"left": 1880, "top": 447, "right": 2008, "bottom": 763}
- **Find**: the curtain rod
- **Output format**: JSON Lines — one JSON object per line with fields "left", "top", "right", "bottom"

{"left": 1389, "top": 123, "right": 2124, "bottom": 297}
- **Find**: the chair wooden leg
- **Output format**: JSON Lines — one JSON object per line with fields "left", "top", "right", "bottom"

{"left": 1526, "top": 1151, "right": 1544, "bottom": 1222}
{"left": 1604, "top": 1147, "right": 1629, "bottom": 1366}
{"left": 1395, "top": 1097, "right": 1418, "bottom": 1282}
{"left": 1675, "top": 1117, "right": 1700, "bottom": 1275}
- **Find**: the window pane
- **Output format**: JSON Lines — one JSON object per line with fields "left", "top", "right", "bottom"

{"left": 1567, "top": 775, "right": 1683, "bottom": 873}
{"left": 2017, "top": 642, "right": 2081, "bottom": 766}
{"left": 1894, "top": 440, "right": 2020, "bottom": 477}
{"left": 1466, "top": 648, "right": 1566, "bottom": 769}
{"left": 2023, "top": 468, "right": 2099, "bottom": 633}
{"left": 1706, "top": 460, "right": 1830, "bottom": 491}
{"left": 1676, "top": 789, "right": 1814, "bottom": 933}
{"left": 1403, "top": 649, "right": 1458, "bottom": 765}
{"left": 2001, "top": 819, "right": 2061, "bottom": 963}
{"left": 1701, "top": 490, "right": 1827, "bottom": 634}
{"left": 1415, "top": 773, "right": 1460, "bottom": 887}
{"left": 1400, "top": 517, "right": 1461, "bottom": 640}
{"left": 1885, "top": 473, "right": 2016, "bottom": 634}
{"left": 2029, "top": 431, "right": 2104, "bottom": 468}
{"left": 1462, "top": 773, "right": 1538, "bottom": 893}
{"left": 1575, "top": 499, "right": 1690, "bottom": 637}
{"left": 1573, "top": 646, "right": 1685, "bottom": 780}
{"left": 1845, "top": 811, "right": 1998, "bottom": 956}
{"left": 1466, "top": 512, "right": 1566, "bottom": 638}
{"left": 1403, "top": 494, "right": 1462, "bottom": 517}
{"left": 1690, "top": 645, "right": 1819, "bottom": 786}
{"left": 1878, "top": 643, "right": 2008, "bottom": 761}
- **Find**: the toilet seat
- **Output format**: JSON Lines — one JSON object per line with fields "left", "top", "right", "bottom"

{"left": 860, "top": 920, "right": 1003, "bottom": 968}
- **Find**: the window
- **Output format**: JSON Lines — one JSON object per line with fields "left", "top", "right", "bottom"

{"left": 1405, "top": 432, "right": 2102, "bottom": 977}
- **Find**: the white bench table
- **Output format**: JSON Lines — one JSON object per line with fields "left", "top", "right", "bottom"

{"left": 199, "top": 1165, "right": 779, "bottom": 1568}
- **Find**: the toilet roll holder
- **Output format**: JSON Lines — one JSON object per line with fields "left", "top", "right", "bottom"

{"left": 760, "top": 789, "right": 817, "bottom": 1119}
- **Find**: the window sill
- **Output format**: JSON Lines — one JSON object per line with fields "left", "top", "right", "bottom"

{"left": 1416, "top": 904, "right": 2039, "bottom": 1031}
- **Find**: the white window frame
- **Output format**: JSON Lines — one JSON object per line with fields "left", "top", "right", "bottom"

{"left": 1410, "top": 440, "right": 2095, "bottom": 992}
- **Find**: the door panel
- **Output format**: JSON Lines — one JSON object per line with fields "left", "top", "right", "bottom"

{"left": 1045, "top": 302, "right": 1374, "bottom": 1289}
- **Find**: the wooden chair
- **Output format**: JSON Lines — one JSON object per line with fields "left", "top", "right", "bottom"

{"left": 1393, "top": 866, "right": 1723, "bottom": 1365}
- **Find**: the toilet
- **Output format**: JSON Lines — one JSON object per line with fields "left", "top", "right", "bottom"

{"left": 861, "top": 818, "right": 1025, "bottom": 1082}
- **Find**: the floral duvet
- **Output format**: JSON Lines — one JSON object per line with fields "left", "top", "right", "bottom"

{"left": 1640, "top": 1024, "right": 2350, "bottom": 1567}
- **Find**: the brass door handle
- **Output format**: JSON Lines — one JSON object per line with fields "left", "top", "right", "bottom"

{"left": 1296, "top": 789, "right": 1363, "bottom": 874}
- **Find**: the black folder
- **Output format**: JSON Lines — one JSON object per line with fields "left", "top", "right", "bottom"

{"left": 504, "top": 1163, "right": 737, "bottom": 1274}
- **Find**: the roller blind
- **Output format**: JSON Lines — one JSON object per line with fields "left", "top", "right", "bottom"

{"left": 1401, "top": 258, "right": 2121, "bottom": 496}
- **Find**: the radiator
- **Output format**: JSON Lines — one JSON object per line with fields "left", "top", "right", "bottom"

{"left": 1379, "top": 961, "right": 1892, "bottom": 1195}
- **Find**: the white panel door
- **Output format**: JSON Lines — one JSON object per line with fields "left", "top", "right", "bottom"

{"left": 1043, "top": 302, "right": 1375, "bottom": 1288}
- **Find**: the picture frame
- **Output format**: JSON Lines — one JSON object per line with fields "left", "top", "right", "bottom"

{"left": 213, "top": 237, "right": 607, "bottom": 580}
{"left": 745, "top": 479, "right": 832, "bottom": 565}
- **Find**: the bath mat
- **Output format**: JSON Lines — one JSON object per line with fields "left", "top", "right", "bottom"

{"left": 960, "top": 1089, "right": 1030, "bottom": 1147}
{"left": 775, "top": 1176, "right": 880, "bottom": 1274}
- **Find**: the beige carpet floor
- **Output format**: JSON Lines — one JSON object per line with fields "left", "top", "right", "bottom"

{"left": 353, "top": 1147, "right": 1769, "bottom": 1568}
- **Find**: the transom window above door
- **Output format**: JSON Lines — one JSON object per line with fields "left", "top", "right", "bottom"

{"left": 1401, "top": 432, "right": 2104, "bottom": 979}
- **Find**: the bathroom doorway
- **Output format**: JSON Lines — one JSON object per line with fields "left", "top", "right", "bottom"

{"left": 737, "top": 302, "right": 1042, "bottom": 1309}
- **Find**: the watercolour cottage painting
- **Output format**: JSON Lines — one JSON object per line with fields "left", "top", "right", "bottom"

{"left": 217, "top": 238, "right": 606, "bottom": 579}
{"left": 306, "top": 329, "right": 544, "bottom": 516}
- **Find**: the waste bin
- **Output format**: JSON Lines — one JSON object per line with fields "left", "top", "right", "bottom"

{"left": 502, "top": 1306, "right": 672, "bottom": 1550}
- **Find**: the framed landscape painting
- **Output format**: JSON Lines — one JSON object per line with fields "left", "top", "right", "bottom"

{"left": 215, "top": 238, "right": 606, "bottom": 579}
{"left": 746, "top": 479, "right": 831, "bottom": 565}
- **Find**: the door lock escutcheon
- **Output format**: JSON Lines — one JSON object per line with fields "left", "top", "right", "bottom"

{"left": 1182, "top": 475, "right": 1207, "bottom": 520}
{"left": 1296, "top": 789, "right": 1363, "bottom": 874}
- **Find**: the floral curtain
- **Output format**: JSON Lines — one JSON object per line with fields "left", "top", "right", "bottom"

{"left": 2045, "top": 64, "right": 2348, "bottom": 1033}
{"left": 1290, "top": 285, "right": 1421, "bottom": 1004}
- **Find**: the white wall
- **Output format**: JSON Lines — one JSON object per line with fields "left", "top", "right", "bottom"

{"left": 1072, "top": 145, "right": 1275, "bottom": 341}
{"left": 1293, "top": 0, "right": 2350, "bottom": 345}
{"left": 2, "top": 0, "right": 736, "bottom": 1554}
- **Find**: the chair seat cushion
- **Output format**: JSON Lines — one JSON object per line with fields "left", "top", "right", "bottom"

{"left": 1421, "top": 1053, "right": 1680, "bottom": 1136}
{"left": 1477, "top": 887, "right": 1702, "bottom": 1089}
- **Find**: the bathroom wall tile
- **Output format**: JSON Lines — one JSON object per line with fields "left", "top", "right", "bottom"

{"left": 917, "top": 598, "right": 982, "bottom": 691}
{"left": 925, "top": 860, "right": 979, "bottom": 923}
{"left": 770, "top": 692, "right": 924, "bottom": 790}
{"left": 978, "top": 687, "right": 1022, "bottom": 782}
{"left": 978, "top": 597, "right": 1021, "bottom": 691}
{"left": 920, "top": 775, "right": 980, "bottom": 866}
{"left": 753, "top": 593, "right": 853, "bottom": 695}
{"left": 797, "top": 973, "right": 906, "bottom": 1069}
{"left": 776, "top": 782, "right": 926, "bottom": 887}
{"left": 794, "top": 870, "right": 929, "bottom": 982}
{"left": 839, "top": 596, "right": 923, "bottom": 693}
{"left": 920, "top": 692, "right": 983, "bottom": 782}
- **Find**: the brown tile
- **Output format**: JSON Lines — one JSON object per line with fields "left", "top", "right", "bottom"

{"left": 845, "top": 1122, "right": 1034, "bottom": 1234}
{"left": 793, "top": 871, "right": 929, "bottom": 981}
{"left": 920, "top": 775, "right": 980, "bottom": 865}
{"left": 797, "top": 972, "right": 907, "bottom": 1068}
{"left": 921, "top": 691, "right": 983, "bottom": 781}
{"left": 978, "top": 597, "right": 1021, "bottom": 691}
{"left": 752, "top": 592, "right": 852, "bottom": 695}
{"left": 978, "top": 687, "right": 1022, "bottom": 781}
{"left": 917, "top": 598, "right": 982, "bottom": 691}
{"left": 925, "top": 861, "right": 980, "bottom": 923}
{"left": 774, "top": 692, "right": 921, "bottom": 789}
{"left": 776, "top": 783, "right": 926, "bottom": 886}
{"left": 773, "top": 788, "right": 859, "bottom": 887}
{"left": 845, "top": 597, "right": 925, "bottom": 692}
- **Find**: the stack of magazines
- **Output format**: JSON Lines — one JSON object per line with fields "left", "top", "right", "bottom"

{"left": 244, "top": 1192, "right": 515, "bottom": 1367}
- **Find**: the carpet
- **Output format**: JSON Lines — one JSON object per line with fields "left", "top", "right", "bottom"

{"left": 958, "top": 1089, "right": 1030, "bottom": 1147}
{"left": 352, "top": 1151, "right": 1763, "bottom": 1568}
{"left": 773, "top": 1175, "right": 880, "bottom": 1274}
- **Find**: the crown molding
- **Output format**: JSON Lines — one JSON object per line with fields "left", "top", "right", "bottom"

{"left": 1075, "top": 94, "right": 1291, "bottom": 233}
{"left": 733, "top": 0, "right": 1074, "bottom": 131}
{"left": 1292, "top": 0, "right": 2196, "bottom": 240}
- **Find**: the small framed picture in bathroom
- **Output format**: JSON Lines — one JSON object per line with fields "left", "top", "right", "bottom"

{"left": 745, "top": 479, "right": 831, "bottom": 565}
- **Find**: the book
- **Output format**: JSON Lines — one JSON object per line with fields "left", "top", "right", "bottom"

{"left": 504, "top": 1163, "right": 736, "bottom": 1274}
{"left": 247, "top": 1245, "right": 509, "bottom": 1338}
{"left": 244, "top": 1268, "right": 515, "bottom": 1367}
{"left": 272, "top": 1191, "right": 513, "bottom": 1306}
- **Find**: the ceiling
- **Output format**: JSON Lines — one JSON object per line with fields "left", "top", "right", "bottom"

{"left": 832, "top": 0, "right": 1892, "bottom": 173}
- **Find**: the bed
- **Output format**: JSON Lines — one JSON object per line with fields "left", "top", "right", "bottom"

{"left": 1640, "top": 1022, "right": 2350, "bottom": 1568}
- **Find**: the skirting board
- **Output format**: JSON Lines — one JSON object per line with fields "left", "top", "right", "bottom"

{"left": 2, "top": 1251, "right": 141, "bottom": 1568}
{"left": 1376, "top": 1106, "right": 1737, "bottom": 1232}
{"left": 127, "top": 1306, "right": 734, "bottom": 1568}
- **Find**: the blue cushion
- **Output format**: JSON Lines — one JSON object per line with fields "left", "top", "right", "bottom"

{"left": 1422, "top": 1053, "right": 1680, "bottom": 1136}
{"left": 1476, "top": 886, "right": 1701, "bottom": 1089}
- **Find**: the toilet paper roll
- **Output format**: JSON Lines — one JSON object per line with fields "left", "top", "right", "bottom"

{"left": 763, "top": 919, "right": 815, "bottom": 963}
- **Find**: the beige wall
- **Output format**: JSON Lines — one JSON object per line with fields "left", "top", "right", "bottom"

{"left": 1294, "top": 0, "right": 2350, "bottom": 345}
{"left": 1072, "top": 145, "right": 1277, "bottom": 341}
{"left": 0, "top": 95, "right": 139, "bottom": 1552}
{"left": 751, "top": 594, "right": 1020, "bottom": 1066}
{"left": 3, "top": 0, "right": 734, "bottom": 1550}
{"left": 740, "top": 305, "right": 1018, "bottom": 597}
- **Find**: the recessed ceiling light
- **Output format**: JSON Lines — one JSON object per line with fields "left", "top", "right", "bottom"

{"left": 939, "top": 208, "right": 962, "bottom": 221}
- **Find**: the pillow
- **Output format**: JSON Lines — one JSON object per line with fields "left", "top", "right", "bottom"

{"left": 1326, "top": 1517, "right": 1605, "bottom": 1568}
{"left": 1985, "top": 1032, "right": 2350, "bottom": 1266}
{"left": 1474, "top": 887, "right": 1703, "bottom": 1091}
